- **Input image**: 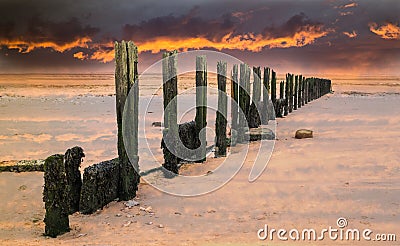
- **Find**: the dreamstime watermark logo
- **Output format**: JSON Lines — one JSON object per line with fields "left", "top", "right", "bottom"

{"left": 257, "top": 217, "right": 397, "bottom": 242}
{"left": 122, "top": 50, "right": 277, "bottom": 196}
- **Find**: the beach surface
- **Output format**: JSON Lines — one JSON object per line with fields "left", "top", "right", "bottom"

{"left": 0, "top": 81, "right": 399, "bottom": 245}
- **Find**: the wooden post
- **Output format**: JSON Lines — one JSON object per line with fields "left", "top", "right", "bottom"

{"left": 253, "top": 66, "right": 261, "bottom": 104}
{"left": 305, "top": 78, "right": 309, "bottom": 103}
{"left": 271, "top": 70, "right": 277, "bottom": 108}
{"left": 231, "top": 64, "right": 239, "bottom": 142}
{"left": 248, "top": 66, "right": 261, "bottom": 128}
{"left": 216, "top": 61, "right": 227, "bottom": 157}
{"left": 161, "top": 51, "right": 179, "bottom": 172}
{"left": 294, "top": 75, "right": 298, "bottom": 110}
{"left": 262, "top": 67, "right": 270, "bottom": 124}
{"left": 284, "top": 74, "right": 289, "bottom": 116}
{"left": 64, "top": 146, "right": 84, "bottom": 214}
{"left": 298, "top": 75, "right": 302, "bottom": 109}
{"left": 301, "top": 77, "right": 305, "bottom": 106}
{"left": 245, "top": 65, "right": 251, "bottom": 118}
{"left": 262, "top": 67, "right": 275, "bottom": 121}
{"left": 276, "top": 81, "right": 284, "bottom": 117}
{"left": 238, "top": 64, "right": 249, "bottom": 142}
{"left": 289, "top": 74, "right": 294, "bottom": 113}
{"left": 115, "top": 41, "right": 139, "bottom": 200}
{"left": 43, "top": 154, "right": 69, "bottom": 237}
{"left": 195, "top": 55, "right": 207, "bottom": 162}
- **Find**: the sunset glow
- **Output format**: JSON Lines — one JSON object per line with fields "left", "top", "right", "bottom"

{"left": 0, "top": 0, "right": 399, "bottom": 75}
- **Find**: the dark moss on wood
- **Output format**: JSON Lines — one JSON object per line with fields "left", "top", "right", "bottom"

{"left": 79, "top": 158, "right": 120, "bottom": 214}
{"left": 43, "top": 154, "right": 69, "bottom": 238}
{"left": 115, "top": 41, "right": 140, "bottom": 200}
{"left": 64, "top": 146, "right": 84, "bottom": 214}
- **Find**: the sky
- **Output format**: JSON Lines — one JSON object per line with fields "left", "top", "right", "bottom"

{"left": 0, "top": 0, "right": 399, "bottom": 75}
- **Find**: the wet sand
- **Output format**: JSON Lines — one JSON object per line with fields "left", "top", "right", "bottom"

{"left": 0, "top": 88, "right": 399, "bottom": 245}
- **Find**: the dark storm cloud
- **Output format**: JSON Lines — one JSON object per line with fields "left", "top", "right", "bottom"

{"left": 122, "top": 7, "right": 237, "bottom": 41}
{"left": 0, "top": 0, "right": 399, "bottom": 74}
{"left": 262, "top": 13, "right": 325, "bottom": 38}
{"left": 25, "top": 17, "right": 99, "bottom": 44}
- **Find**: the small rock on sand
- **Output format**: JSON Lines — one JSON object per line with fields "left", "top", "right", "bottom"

{"left": 295, "top": 129, "right": 313, "bottom": 139}
{"left": 124, "top": 199, "right": 139, "bottom": 208}
{"left": 152, "top": 122, "right": 162, "bottom": 127}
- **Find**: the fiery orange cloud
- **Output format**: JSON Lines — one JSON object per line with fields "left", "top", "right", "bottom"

{"left": 0, "top": 37, "right": 92, "bottom": 53}
{"left": 335, "top": 2, "right": 358, "bottom": 9}
{"left": 75, "top": 26, "right": 330, "bottom": 63}
{"left": 73, "top": 51, "right": 88, "bottom": 60}
{"left": 369, "top": 22, "right": 400, "bottom": 40}
{"left": 137, "top": 27, "right": 330, "bottom": 54}
{"left": 343, "top": 30, "right": 357, "bottom": 38}
{"left": 90, "top": 48, "right": 114, "bottom": 63}
{"left": 343, "top": 2, "right": 357, "bottom": 8}
{"left": 339, "top": 11, "right": 353, "bottom": 16}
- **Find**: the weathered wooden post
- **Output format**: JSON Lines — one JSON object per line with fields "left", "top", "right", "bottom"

{"left": 301, "top": 77, "right": 305, "bottom": 106}
{"left": 216, "top": 61, "right": 227, "bottom": 157}
{"left": 115, "top": 41, "right": 140, "bottom": 200}
{"left": 252, "top": 66, "right": 261, "bottom": 104}
{"left": 231, "top": 64, "right": 239, "bottom": 145}
{"left": 43, "top": 154, "right": 69, "bottom": 237}
{"left": 284, "top": 74, "right": 289, "bottom": 116}
{"left": 195, "top": 55, "right": 207, "bottom": 162}
{"left": 162, "top": 51, "right": 179, "bottom": 172}
{"left": 305, "top": 78, "right": 309, "bottom": 104}
{"left": 276, "top": 81, "right": 284, "bottom": 117}
{"left": 294, "top": 75, "right": 298, "bottom": 110}
{"left": 248, "top": 66, "right": 261, "bottom": 128}
{"left": 289, "top": 74, "right": 294, "bottom": 113}
{"left": 64, "top": 146, "right": 84, "bottom": 214}
{"left": 238, "top": 64, "right": 250, "bottom": 142}
{"left": 262, "top": 67, "right": 270, "bottom": 124}
{"left": 271, "top": 70, "right": 277, "bottom": 108}
{"left": 280, "top": 81, "right": 284, "bottom": 101}
{"left": 298, "top": 75, "right": 302, "bottom": 109}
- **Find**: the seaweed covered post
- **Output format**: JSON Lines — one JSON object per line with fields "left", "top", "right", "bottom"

{"left": 64, "top": 146, "right": 84, "bottom": 214}
{"left": 43, "top": 154, "right": 69, "bottom": 238}
{"left": 162, "top": 51, "right": 179, "bottom": 172}
{"left": 79, "top": 159, "right": 119, "bottom": 214}
{"left": 215, "top": 61, "right": 227, "bottom": 157}
{"left": 262, "top": 67, "right": 271, "bottom": 124}
{"left": 195, "top": 55, "right": 207, "bottom": 162}
{"left": 294, "top": 75, "right": 298, "bottom": 110}
{"left": 248, "top": 66, "right": 261, "bottom": 128}
{"left": 231, "top": 64, "right": 239, "bottom": 144}
{"left": 115, "top": 41, "right": 140, "bottom": 199}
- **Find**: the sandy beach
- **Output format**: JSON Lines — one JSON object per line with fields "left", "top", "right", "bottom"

{"left": 0, "top": 82, "right": 399, "bottom": 245}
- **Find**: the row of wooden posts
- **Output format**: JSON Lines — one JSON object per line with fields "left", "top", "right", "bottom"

{"left": 42, "top": 41, "right": 331, "bottom": 237}
{"left": 161, "top": 50, "right": 332, "bottom": 174}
